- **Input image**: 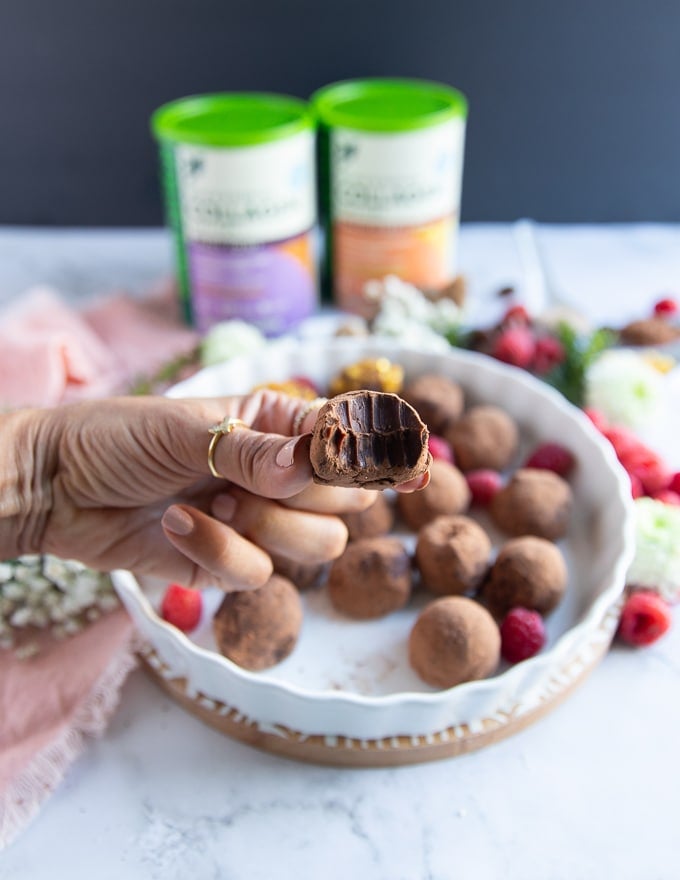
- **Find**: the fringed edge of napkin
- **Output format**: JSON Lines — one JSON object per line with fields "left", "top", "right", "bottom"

{"left": 0, "top": 635, "right": 139, "bottom": 850}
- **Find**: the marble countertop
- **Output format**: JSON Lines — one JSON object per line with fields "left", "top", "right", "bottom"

{"left": 1, "top": 223, "right": 679, "bottom": 880}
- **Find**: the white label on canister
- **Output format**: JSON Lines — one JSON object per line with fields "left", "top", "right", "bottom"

{"left": 331, "top": 119, "right": 465, "bottom": 227}
{"left": 176, "top": 131, "right": 315, "bottom": 245}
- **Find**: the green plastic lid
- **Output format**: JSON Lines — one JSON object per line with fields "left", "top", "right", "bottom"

{"left": 312, "top": 78, "right": 467, "bottom": 133}
{"left": 151, "top": 92, "right": 314, "bottom": 147}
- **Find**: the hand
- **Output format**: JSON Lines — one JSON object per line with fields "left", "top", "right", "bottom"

{"left": 0, "top": 390, "right": 425, "bottom": 592}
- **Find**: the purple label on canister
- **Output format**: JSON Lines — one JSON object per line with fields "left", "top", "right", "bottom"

{"left": 188, "top": 232, "right": 317, "bottom": 337}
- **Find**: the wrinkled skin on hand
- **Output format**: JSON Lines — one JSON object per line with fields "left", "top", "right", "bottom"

{"left": 0, "top": 390, "right": 427, "bottom": 592}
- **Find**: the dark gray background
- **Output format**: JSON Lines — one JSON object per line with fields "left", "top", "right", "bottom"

{"left": 2, "top": 0, "right": 679, "bottom": 225}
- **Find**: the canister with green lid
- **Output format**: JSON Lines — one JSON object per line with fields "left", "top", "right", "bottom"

{"left": 151, "top": 93, "right": 317, "bottom": 336}
{"left": 312, "top": 78, "right": 468, "bottom": 316}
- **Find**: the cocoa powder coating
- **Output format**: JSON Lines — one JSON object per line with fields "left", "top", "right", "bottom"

{"left": 327, "top": 536, "right": 412, "bottom": 619}
{"left": 397, "top": 458, "right": 471, "bottom": 530}
{"left": 409, "top": 596, "right": 500, "bottom": 689}
{"left": 415, "top": 515, "right": 492, "bottom": 596}
{"left": 213, "top": 574, "right": 303, "bottom": 671}
{"left": 481, "top": 535, "right": 568, "bottom": 618}
{"left": 445, "top": 404, "right": 519, "bottom": 472}
{"left": 490, "top": 468, "right": 573, "bottom": 540}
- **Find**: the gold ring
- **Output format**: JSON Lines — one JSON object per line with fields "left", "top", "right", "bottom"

{"left": 207, "top": 417, "right": 249, "bottom": 478}
{"left": 292, "top": 397, "right": 327, "bottom": 435}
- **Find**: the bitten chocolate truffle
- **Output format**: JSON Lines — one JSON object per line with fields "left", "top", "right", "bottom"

{"left": 409, "top": 596, "right": 500, "bottom": 689}
{"left": 401, "top": 373, "right": 465, "bottom": 435}
{"left": 327, "top": 536, "right": 412, "bottom": 619}
{"left": 396, "top": 458, "right": 471, "bottom": 531}
{"left": 415, "top": 515, "right": 492, "bottom": 596}
{"left": 445, "top": 404, "right": 519, "bottom": 472}
{"left": 342, "top": 492, "right": 395, "bottom": 541}
{"left": 213, "top": 574, "right": 303, "bottom": 671}
{"left": 481, "top": 536, "right": 568, "bottom": 618}
{"left": 490, "top": 468, "right": 573, "bottom": 541}
{"left": 310, "top": 390, "right": 431, "bottom": 489}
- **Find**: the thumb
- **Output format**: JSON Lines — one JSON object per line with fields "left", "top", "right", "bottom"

{"left": 210, "top": 423, "right": 314, "bottom": 499}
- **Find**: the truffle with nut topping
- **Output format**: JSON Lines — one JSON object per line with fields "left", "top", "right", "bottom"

{"left": 213, "top": 574, "right": 303, "bottom": 671}
{"left": 327, "top": 536, "right": 412, "bottom": 619}
{"left": 445, "top": 404, "right": 519, "bottom": 472}
{"left": 481, "top": 535, "right": 568, "bottom": 618}
{"left": 415, "top": 515, "right": 492, "bottom": 596}
{"left": 409, "top": 596, "right": 500, "bottom": 689}
{"left": 490, "top": 468, "right": 573, "bottom": 541}
{"left": 396, "top": 458, "right": 471, "bottom": 531}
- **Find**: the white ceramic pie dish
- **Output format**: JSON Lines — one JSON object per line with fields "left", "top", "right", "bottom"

{"left": 112, "top": 337, "right": 636, "bottom": 740}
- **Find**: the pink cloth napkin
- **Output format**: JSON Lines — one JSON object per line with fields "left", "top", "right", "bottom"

{"left": 0, "top": 283, "right": 199, "bottom": 408}
{"left": 0, "top": 284, "right": 200, "bottom": 848}
{"left": 0, "top": 611, "right": 137, "bottom": 848}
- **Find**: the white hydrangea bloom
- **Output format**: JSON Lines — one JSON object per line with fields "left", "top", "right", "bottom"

{"left": 585, "top": 349, "right": 664, "bottom": 428}
{"left": 365, "top": 275, "right": 460, "bottom": 348}
{"left": 626, "top": 497, "right": 680, "bottom": 602}
{"left": 200, "top": 320, "right": 267, "bottom": 367}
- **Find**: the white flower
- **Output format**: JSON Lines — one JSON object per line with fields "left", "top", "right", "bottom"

{"left": 366, "top": 275, "right": 460, "bottom": 348}
{"left": 200, "top": 320, "right": 267, "bottom": 367}
{"left": 585, "top": 349, "right": 664, "bottom": 428}
{"left": 0, "top": 555, "right": 119, "bottom": 656}
{"left": 626, "top": 497, "right": 680, "bottom": 602}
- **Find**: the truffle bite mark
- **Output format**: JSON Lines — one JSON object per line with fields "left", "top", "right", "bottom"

{"left": 310, "top": 390, "right": 431, "bottom": 488}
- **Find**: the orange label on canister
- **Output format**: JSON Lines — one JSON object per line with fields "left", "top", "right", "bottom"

{"left": 334, "top": 217, "right": 454, "bottom": 316}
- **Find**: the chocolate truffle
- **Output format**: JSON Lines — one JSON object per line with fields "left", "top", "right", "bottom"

{"left": 213, "top": 574, "right": 303, "bottom": 671}
{"left": 490, "top": 468, "right": 573, "bottom": 540}
{"left": 401, "top": 373, "right": 465, "bottom": 435}
{"left": 310, "top": 390, "right": 431, "bottom": 489}
{"left": 619, "top": 318, "right": 680, "bottom": 347}
{"left": 269, "top": 551, "right": 327, "bottom": 591}
{"left": 415, "top": 515, "right": 492, "bottom": 596}
{"left": 342, "top": 491, "right": 395, "bottom": 540}
{"left": 327, "top": 536, "right": 412, "bottom": 619}
{"left": 396, "top": 459, "right": 471, "bottom": 531}
{"left": 481, "top": 536, "right": 568, "bottom": 618}
{"left": 409, "top": 596, "right": 500, "bottom": 689}
{"left": 445, "top": 404, "right": 519, "bottom": 472}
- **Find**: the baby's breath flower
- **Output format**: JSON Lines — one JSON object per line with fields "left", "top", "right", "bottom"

{"left": 585, "top": 349, "right": 664, "bottom": 428}
{"left": 200, "top": 320, "right": 267, "bottom": 367}
{"left": 366, "top": 275, "right": 461, "bottom": 350}
{"left": 0, "top": 555, "right": 119, "bottom": 657}
{"left": 626, "top": 497, "right": 680, "bottom": 603}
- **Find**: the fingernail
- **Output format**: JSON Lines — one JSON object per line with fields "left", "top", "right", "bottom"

{"left": 275, "top": 433, "right": 311, "bottom": 469}
{"left": 162, "top": 505, "right": 194, "bottom": 536}
{"left": 212, "top": 493, "right": 237, "bottom": 521}
{"left": 415, "top": 471, "right": 431, "bottom": 491}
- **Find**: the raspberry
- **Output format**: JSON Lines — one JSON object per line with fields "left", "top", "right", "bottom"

{"left": 500, "top": 607, "right": 546, "bottom": 663}
{"left": 602, "top": 426, "right": 645, "bottom": 464}
{"left": 160, "top": 583, "right": 202, "bottom": 632}
{"left": 669, "top": 472, "right": 680, "bottom": 494}
{"left": 583, "top": 408, "right": 609, "bottom": 432}
{"left": 490, "top": 326, "right": 536, "bottom": 369}
{"left": 652, "top": 489, "right": 680, "bottom": 506}
{"left": 632, "top": 460, "right": 672, "bottom": 496}
{"left": 501, "top": 304, "right": 531, "bottom": 326}
{"left": 428, "top": 434, "right": 455, "bottom": 464}
{"left": 652, "top": 297, "right": 679, "bottom": 318}
{"left": 524, "top": 442, "right": 575, "bottom": 478}
{"left": 532, "top": 335, "right": 566, "bottom": 375}
{"left": 466, "top": 469, "right": 503, "bottom": 505}
{"left": 629, "top": 472, "right": 645, "bottom": 498}
{"left": 617, "top": 590, "right": 672, "bottom": 647}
